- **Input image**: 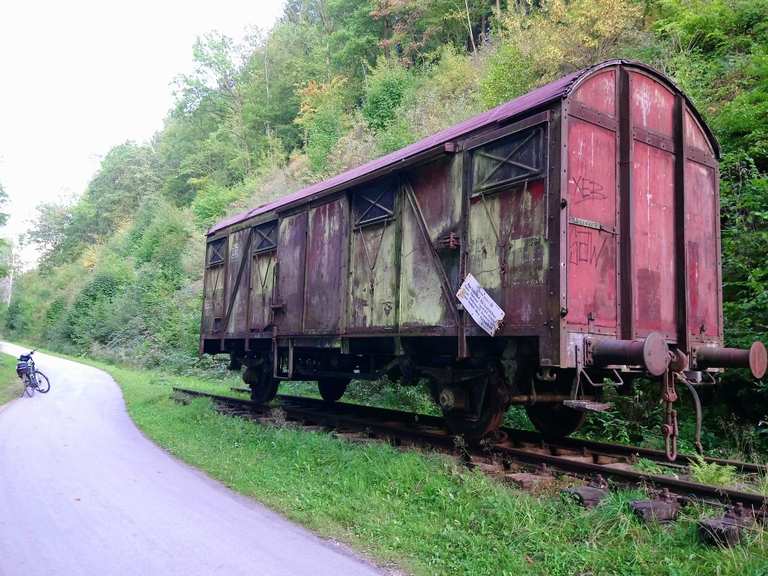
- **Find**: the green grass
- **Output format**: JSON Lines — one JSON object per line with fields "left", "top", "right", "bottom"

{"left": 0, "top": 352, "right": 22, "bottom": 405}
{"left": 36, "top": 352, "right": 764, "bottom": 576}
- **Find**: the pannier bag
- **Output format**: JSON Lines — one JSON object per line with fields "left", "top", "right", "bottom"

{"left": 16, "top": 361, "right": 28, "bottom": 378}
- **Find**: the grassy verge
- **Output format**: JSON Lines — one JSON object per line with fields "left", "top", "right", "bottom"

{"left": 34, "top": 350, "right": 764, "bottom": 576}
{"left": 0, "top": 352, "right": 22, "bottom": 405}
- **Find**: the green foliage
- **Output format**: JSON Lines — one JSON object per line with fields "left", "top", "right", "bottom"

{"left": 0, "top": 353, "right": 22, "bottom": 406}
{"left": 362, "top": 58, "right": 415, "bottom": 132}
{"left": 480, "top": 43, "right": 537, "bottom": 107}
{"left": 63, "top": 259, "right": 133, "bottom": 347}
{"left": 0, "top": 182, "right": 10, "bottom": 278}
{"left": 133, "top": 201, "right": 191, "bottom": 283}
{"left": 654, "top": 0, "right": 768, "bottom": 55}
{"left": 689, "top": 452, "right": 738, "bottom": 486}
{"left": 191, "top": 181, "right": 244, "bottom": 228}
{"left": 581, "top": 381, "right": 664, "bottom": 446}
{"left": 296, "top": 77, "right": 350, "bottom": 174}
{"left": 757, "top": 466, "right": 768, "bottom": 496}
{"left": 0, "top": 181, "right": 8, "bottom": 229}
{"left": 634, "top": 458, "right": 667, "bottom": 476}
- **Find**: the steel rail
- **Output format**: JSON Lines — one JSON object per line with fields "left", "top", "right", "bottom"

{"left": 172, "top": 387, "right": 768, "bottom": 510}
{"left": 260, "top": 390, "right": 765, "bottom": 474}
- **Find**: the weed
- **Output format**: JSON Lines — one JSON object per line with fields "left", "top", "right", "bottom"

{"left": 269, "top": 407, "right": 288, "bottom": 427}
{"left": 634, "top": 458, "right": 667, "bottom": 476}
{"left": 753, "top": 462, "right": 768, "bottom": 496}
{"left": 689, "top": 453, "right": 738, "bottom": 486}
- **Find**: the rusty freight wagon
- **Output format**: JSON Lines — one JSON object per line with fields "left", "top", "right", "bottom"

{"left": 201, "top": 60, "right": 766, "bottom": 451}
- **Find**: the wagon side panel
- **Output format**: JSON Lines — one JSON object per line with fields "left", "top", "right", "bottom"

{"left": 202, "top": 237, "right": 227, "bottom": 335}
{"left": 249, "top": 251, "right": 276, "bottom": 333}
{"left": 466, "top": 121, "right": 550, "bottom": 332}
{"left": 225, "top": 228, "right": 251, "bottom": 335}
{"left": 347, "top": 179, "right": 399, "bottom": 331}
{"left": 275, "top": 212, "right": 308, "bottom": 334}
{"left": 399, "top": 158, "right": 460, "bottom": 330}
{"left": 304, "top": 197, "right": 349, "bottom": 334}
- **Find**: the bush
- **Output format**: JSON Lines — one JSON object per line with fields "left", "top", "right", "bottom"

{"left": 362, "top": 58, "right": 415, "bottom": 133}
{"left": 190, "top": 182, "right": 244, "bottom": 228}
{"left": 480, "top": 43, "right": 537, "bottom": 108}
{"left": 295, "top": 77, "right": 350, "bottom": 175}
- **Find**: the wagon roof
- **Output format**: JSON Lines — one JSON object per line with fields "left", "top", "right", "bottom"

{"left": 209, "top": 59, "right": 716, "bottom": 236}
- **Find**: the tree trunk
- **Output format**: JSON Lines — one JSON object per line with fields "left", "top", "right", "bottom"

{"left": 465, "top": 0, "right": 477, "bottom": 54}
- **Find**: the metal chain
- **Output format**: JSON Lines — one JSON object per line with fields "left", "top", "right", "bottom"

{"left": 661, "top": 370, "right": 679, "bottom": 461}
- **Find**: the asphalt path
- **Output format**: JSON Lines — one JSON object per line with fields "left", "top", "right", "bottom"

{"left": 0, "top": 343, "right": 388, "bottom": 576}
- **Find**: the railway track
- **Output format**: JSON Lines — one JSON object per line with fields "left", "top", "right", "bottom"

{"left": 171, "top": 387, "right": 768, "bottom": 515}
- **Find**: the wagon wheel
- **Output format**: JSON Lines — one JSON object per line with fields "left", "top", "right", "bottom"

{"left": 523, "top": 370, "right": 585, "bottom": 438}
{"left": 440, "top": 367, "right": 509, "bottom": 440}
{"left": 525, "top": 404, "right": 585, "bottom": 438}
{"left": 243, "top": 361, "right": 279, "bottom": 404}
{"left": 318, "top": 378, "right": 349, "bottom": 403}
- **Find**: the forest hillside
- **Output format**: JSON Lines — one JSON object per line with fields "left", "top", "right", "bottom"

{"left": 4, "top": 0, "right": 767, "bottom": 429}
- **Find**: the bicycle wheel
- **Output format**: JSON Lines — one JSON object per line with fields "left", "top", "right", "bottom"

{"left": 34, "top": 370, "right": 50, "bottom": 394}
{"left": 24, "top": 377, "right": 34, "bottom": 397}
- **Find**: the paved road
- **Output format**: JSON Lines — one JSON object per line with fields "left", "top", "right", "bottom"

{"left": 0, "top": 343, "right": 388, "bottom": 576}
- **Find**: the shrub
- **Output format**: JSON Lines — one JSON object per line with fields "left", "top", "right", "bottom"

{"left": 295, "top": 77, "right": 350, "bottom": 175}
{"left": 480, "top": 42, "right": 537, "bottom": 108}
{"left": 190, "top": 182, "right": 244, "bottom": 228}
{"left": 362, "top": 58, "right": 415, "bottom": 132}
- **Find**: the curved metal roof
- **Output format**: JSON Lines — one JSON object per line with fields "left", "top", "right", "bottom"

{"left": 209, "top": 59, "right": 717, "bottom": 235}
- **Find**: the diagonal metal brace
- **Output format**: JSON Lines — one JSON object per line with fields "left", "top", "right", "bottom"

{"left": 223, "top": 228, "right": 254, "bottom": 332}
{"left": 402, "top": 179, "right": 460, "bottom": 326}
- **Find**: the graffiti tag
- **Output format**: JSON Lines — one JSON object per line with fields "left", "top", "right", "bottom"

{"left": 571, "top": 175, "right": 607, "bottom": 204}
{"left": 569, "top": 229, "right": 609, "bottom": 268}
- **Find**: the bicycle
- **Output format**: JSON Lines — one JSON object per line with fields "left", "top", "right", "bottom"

{"left": 16, "top": 350, "right": 51, "bottom": 397}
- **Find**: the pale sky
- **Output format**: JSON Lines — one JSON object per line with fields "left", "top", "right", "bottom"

{"left": 0, "top": 0, "right": 284, "bottom": 266}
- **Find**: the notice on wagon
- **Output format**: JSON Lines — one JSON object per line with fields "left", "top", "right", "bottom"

{"left": 456, "top": 274, "right": 505, "bottom": 336}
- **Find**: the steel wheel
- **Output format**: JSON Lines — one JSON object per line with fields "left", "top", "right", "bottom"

{"left": 521, "top": 369, "right": 585, "bottom": 437}
{"left": 525, "top": 403, "right": 585, "bottom": 437}
{"left": 243, "top": 362, "right": 278, "bottom": 404}
{"left": 440, "top": 368, "right": 508, "bottom": 439}
{"left": 318, "top": 379, "right": 349, "bottom": 403}
{"left": 24, "top": 379, "right": 34, "bottom": 397}
{"left": 34, "top": 371, "right": 50, "bottom": 394}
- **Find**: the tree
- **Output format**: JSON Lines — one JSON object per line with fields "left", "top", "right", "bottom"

{"left": 0, "top": 182, "right": 9, "bottom": 278}
{"left": 174, "top": 32, "right": 258, "bottom": 178}
{"left": 295, "top": 76, "right": 350, "bottom": 174}
{"left": 26, "top": 143, "right": 161, "bottom": 266}
{"left": 24, "top": 202, "right": 72, "bottom": 262}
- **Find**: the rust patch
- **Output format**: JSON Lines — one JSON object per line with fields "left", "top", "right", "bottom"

{"left": 304, "top": 198, "right": 349, "bottom": 333}
{"left": 275, "top": 212, "right": 308, "bottom": 334}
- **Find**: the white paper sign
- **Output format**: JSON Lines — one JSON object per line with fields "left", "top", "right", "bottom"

{"left": 456, "top": 273, "right": 505, "bottom": 336}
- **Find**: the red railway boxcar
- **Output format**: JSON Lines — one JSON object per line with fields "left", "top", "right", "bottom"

{"left": 200, "top": 60, "right": 765, "bottom": 452}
